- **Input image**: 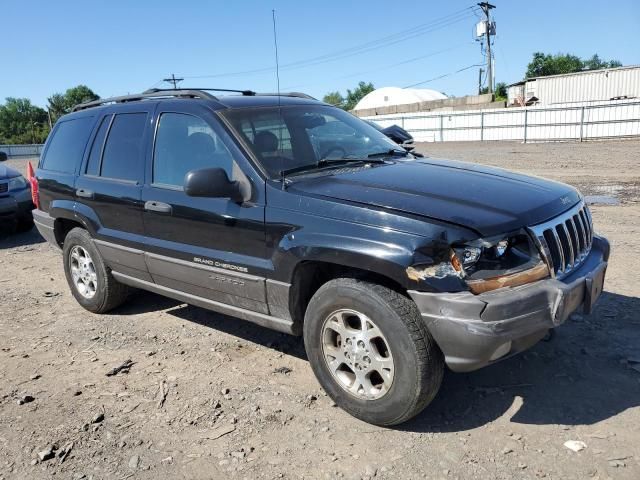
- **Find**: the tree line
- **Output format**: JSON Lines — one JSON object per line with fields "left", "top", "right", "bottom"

{"left": 0, "top": 85, "right": 98, "bottom": 144}
{"left": 322, "top": 52, "right": 622, "bottom": 110}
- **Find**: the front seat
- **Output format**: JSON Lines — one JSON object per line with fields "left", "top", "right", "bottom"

{"left": 253, "top": 131, "right": 279, "bottom": 156}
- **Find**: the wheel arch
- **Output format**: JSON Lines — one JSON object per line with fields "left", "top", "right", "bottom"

{"left": 286, "top": 258, "right": 410, "bottom": 332}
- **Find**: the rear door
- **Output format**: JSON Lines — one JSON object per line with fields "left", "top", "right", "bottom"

{"left": 141, "top": 101, "right": 269, "bottom": 313}
{"left": 74, "top": 103, "right": 154, "bottom": 281}
{"left": 36, "top": 113, "right": 97, "bottom": 212}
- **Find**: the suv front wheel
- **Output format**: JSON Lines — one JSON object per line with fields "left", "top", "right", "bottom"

{"left": 62, "top": 228, "right": 131, "bottom": 313}
{"left": 303, "top": 278, "right": 444, "bottom": 426}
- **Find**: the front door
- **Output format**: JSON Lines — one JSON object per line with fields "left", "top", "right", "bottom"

{"left": 141, "top": 102, "right": 269, "bottom": 313}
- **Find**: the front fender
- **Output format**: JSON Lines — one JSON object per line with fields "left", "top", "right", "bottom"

{"left": 278, "top": 231, "right": 415, "bottom": 288}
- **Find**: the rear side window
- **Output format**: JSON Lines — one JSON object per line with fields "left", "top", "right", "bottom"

{"left": 100, "top": 113, "right": 147, "bottom": 182}
{"left": 42, "top": 116, "right": 95, "bottom": 173}
{"left": 86, "top": 115, "right": 112, "bottom": 176}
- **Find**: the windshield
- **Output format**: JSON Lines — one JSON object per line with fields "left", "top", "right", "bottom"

{"left": 222, "top": 104, "right": 402, "bottom": 178}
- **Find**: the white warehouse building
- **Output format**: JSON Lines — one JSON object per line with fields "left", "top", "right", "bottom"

{"left": 507, "top": 65, "right": 640, "bottom": 106}
{"left": 353, "top": 87, "right": 447, "bottom": 111}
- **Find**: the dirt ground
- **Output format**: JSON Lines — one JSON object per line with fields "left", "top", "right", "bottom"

{"left": 1, "top": 140, "right": 639, "bottom": 480}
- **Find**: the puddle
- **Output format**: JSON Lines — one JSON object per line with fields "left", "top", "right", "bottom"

{"left": 584, "top": 195, "right": 620, "bottom": 206}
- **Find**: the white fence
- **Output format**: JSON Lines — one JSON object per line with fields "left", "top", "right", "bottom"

{"left": 361, "top": 99, "right": 640, "bottom": 143}
{"left": 0, "top": 144, "right": 44, "bottom": 157}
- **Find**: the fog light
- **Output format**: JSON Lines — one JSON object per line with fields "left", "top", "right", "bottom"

{"left": 489, "top": 341, "right": 512, "bottom": 361}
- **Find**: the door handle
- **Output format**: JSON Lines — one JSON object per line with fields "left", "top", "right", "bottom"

{"left": 144, "top": 200, "right": 172, "bottom": 214}
{"left": 76, "top": 188, "right": 94, "bottom": 199}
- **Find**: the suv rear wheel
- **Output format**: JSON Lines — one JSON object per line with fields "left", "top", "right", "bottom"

{"left": 62, "top": 228, "right": 131, "bottom": 313}
{"left": 303, "top": 278, "right": 444, "bottom": 426}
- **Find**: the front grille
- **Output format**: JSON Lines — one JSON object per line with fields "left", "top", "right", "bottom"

{"left": 528, "top": 202, "right": 593, "bottom": 279}
{"left": 0, "top": 182, "right": 7, "bottom": 194}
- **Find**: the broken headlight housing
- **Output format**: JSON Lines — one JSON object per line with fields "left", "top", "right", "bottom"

{"left": 451, "top": 231, "right": 549, "bottom": 294}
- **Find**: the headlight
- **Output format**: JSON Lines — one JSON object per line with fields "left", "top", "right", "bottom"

{"left": 8, "top": 176, "right": 28, "bottom": 191}
{"left": 451, "top": 231, "right": 550, "bottom": 294}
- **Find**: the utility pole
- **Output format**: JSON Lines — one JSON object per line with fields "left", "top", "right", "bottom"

{"left": 478, "top": 2, "right": 496, "bottom": 93}
{"left": 163, "top": 73, "right": 184, "bottom": 89}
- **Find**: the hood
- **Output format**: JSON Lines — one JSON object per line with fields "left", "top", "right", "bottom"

{"left": 0, "top": 164, "right": 21, "bottom": 180}
{"left": 289, "top": 158, "right": 581, "bottom": 237}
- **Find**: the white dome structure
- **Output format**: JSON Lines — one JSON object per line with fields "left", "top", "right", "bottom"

{"left": 353, "top": 87, "right": 447, "bottom": 111}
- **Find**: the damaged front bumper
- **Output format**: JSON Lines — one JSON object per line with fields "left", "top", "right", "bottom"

{"left": 408, "top": 235, "right": 610, "bottom": 372}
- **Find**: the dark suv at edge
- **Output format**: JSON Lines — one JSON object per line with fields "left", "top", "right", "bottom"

{"left": 32, "top": 88, "right": 609, "bottom": 426}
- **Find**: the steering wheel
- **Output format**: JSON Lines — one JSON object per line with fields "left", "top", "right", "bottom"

{"left": 319, "top": 146, "right": 347, "bottom": 159}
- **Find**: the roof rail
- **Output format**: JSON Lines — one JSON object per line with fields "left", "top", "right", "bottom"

{"left": 256, "top": 92, "right": 317, "bottom": 100}
{"left": 144, "top": 87, "right": 257, "bottom": 96}
{"left": 72, "top": 89, "right": 219, "bottom": 112}
{"left": 71, "top": 88, "right": 317, "bottom": 112}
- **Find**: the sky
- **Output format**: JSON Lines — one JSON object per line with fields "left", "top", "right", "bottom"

{"left": 2, "top": 0, "right": 639, "bottom": 108}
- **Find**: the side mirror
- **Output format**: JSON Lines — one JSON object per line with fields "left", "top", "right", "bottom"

{"left": 184, "top": 167, "right": 250, "bottom": 203}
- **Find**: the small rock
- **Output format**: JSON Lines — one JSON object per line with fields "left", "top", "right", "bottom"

{"left": 38, "top": 447, "right": 55, "bottom": 462}
{"left": 501, "top": 447, "right": 514, "bottom": 455}
{"left": 128, "top": 455, "right": 140, "bottom": 469}
{"left": 29, "top": 374, "right": 41, "bottom": 381}
{"left": 91, "top": 412, "right": 104, "bottom": 424}
{"left": 17, "top": 395, "right": 35, "bottom": 405}
{"left": 273, "top": 366, "right": 292, "bottom": 374}
{"left": 564, "top": 440, "right": 587, "bottom": 452}
{"left": 608, "top": 460, "right": 626, "bottom": 468}
{"left": 161, "top": 456, "right": 173, "bottom": 464}
{"left": 221, "top": 387, "right": 230, "bottom": 395}
{"left": 518, "top": 463, "right": 527, "bottom": 469}
{"left": 73, "top": 390, "right": 82, "bottom": 396}
{"left": 364, "top": 464, "right": 377, "bottom": 477}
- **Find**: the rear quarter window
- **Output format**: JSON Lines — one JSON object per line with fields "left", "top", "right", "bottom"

{"left": 41, "top": 116, "right": 95, "bottom": 173}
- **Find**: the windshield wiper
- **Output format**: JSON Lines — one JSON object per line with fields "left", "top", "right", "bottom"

{"left": 280, "top": 157, "right": 386, "bottom": 178}
{"left": 367, "top": 149, "right": 410, "bottom": 159}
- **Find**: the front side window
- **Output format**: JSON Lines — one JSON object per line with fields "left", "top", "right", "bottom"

{"left": 223, "top": 105, "right": 399, "bottom": 178}
{"left": 100, "top": 113, "right": 147, "bottom": 182}
{"left": 153, "top": 113, "right": 235, "bottom": 187}
{"left": 42, "top": 116, "right": 95, "bottom": 173}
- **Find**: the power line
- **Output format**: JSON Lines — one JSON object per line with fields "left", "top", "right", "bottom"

{"left": 180, "top": 5, "right": 480, "bottom": 80}
{"left": 281, "top": 42, "right": 474, "bottom": 91}
{"left": 404, "top": 63, "right": 485, "bottom": 88}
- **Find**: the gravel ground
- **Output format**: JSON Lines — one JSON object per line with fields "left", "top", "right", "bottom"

{"left": 1, "top": 141, "right": 639, "bottom": 480}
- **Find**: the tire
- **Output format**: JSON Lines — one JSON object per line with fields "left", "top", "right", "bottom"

{"left": 303, "top": 278, "right": 444, "bottom": 426}
{"left": 62, "top": 227, "right": 131, "bottom": 313}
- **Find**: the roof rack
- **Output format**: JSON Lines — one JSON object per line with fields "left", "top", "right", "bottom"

{"left": 72, "top": 89, "right": 219, "bottom": 111}
{"left": 144, "top": 87, "right": 257, "bottom": 96}
{"left": 256, "top": 92, "right": 317, "bottom": 100}
{"left": 72, "top": 88, "right": 317, "bottom": 112}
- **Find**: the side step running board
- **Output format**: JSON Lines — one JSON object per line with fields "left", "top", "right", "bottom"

{"left": 111, "top": 271, "right": 297, "bottom": 335}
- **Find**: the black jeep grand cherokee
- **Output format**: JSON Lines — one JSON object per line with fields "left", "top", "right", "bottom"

{"left": 33, "top": 88, "right": 609, "bottom": 426}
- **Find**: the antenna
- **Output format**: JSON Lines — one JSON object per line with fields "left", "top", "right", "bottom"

{"left": 272, "top": 9, "right": 286, "bottom": 189}
{"left": 272, "top": 9, "right": 281, "bottom": 98}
